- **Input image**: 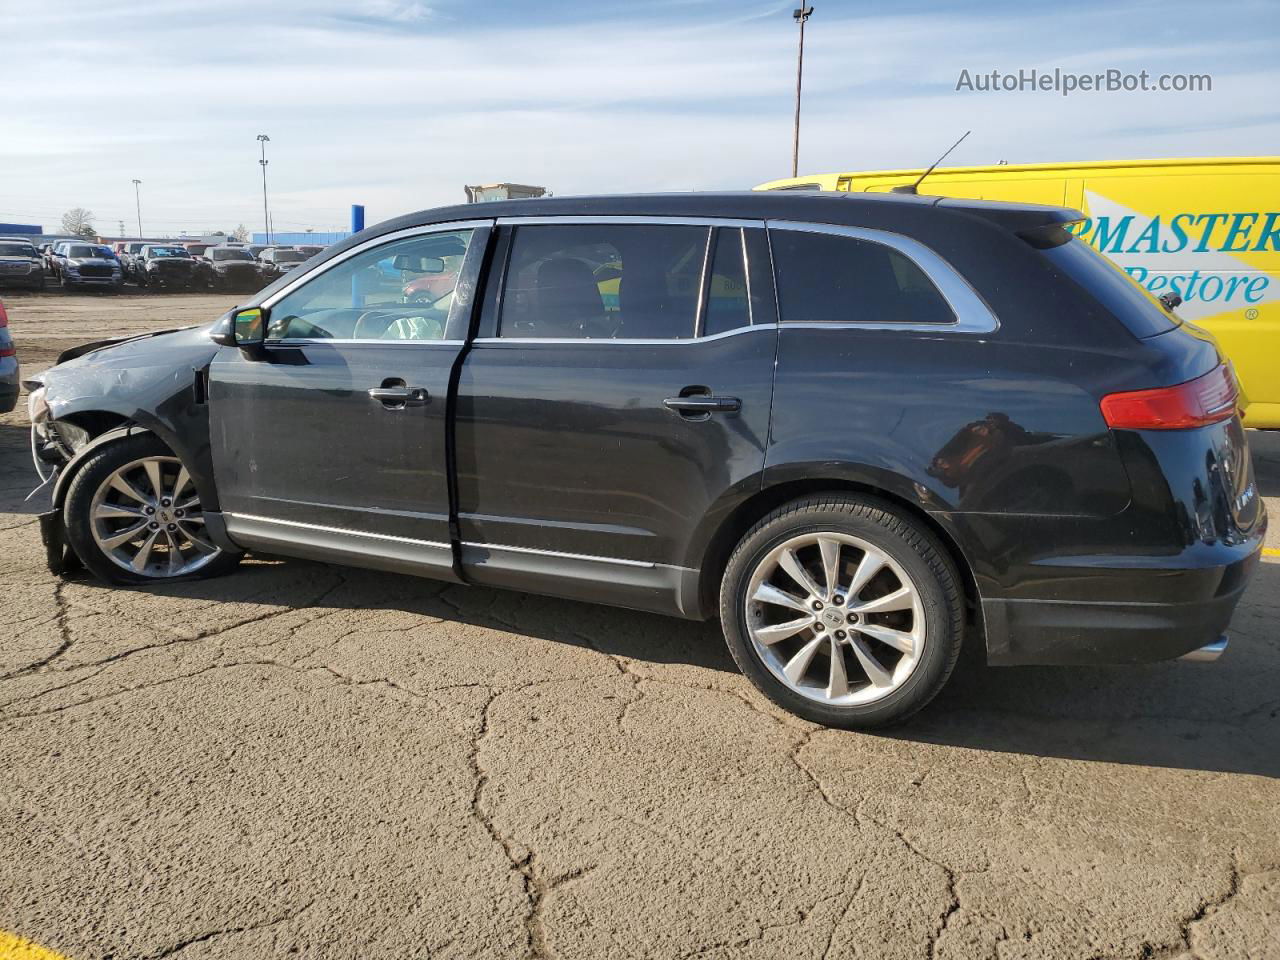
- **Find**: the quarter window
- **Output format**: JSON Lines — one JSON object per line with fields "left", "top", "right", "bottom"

{"left": 265, "top": 229, "right": 474, "bottom": 341}
{"left": 499, "top": 223, "right": 707, "bottom": 340}
{"left": 771, "top": 230, "right": 956, "bottom": 326}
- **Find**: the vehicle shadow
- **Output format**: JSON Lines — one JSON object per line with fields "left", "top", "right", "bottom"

{"left": 58, "top": 546, "right": 1279, "bottom": 780}
{"left": 0, "top": 421, "right": 45, "bottom": 517}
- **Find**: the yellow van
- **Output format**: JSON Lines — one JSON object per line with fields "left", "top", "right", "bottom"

{"left": 758, "top": 158, "right": 1280, "bottom": 428}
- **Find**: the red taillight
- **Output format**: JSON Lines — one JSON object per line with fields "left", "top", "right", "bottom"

{"left": 1100, "top": 365, "right": 1238, "bottom": 430}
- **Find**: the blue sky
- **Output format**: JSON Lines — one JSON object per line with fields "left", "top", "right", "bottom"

{"left": 3, "top": 0, "right": 1277, "bottom": 235}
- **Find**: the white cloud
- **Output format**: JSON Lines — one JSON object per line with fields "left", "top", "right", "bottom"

{"left": 2, "top": 0, "right": 1275, "bottom": 234}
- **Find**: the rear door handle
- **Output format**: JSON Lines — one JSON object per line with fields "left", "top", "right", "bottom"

{"left": 663, "top": 396, "right": 741, "bottom": 414}
{"left": 368, "top": 386, "right": 429, "bottom": 407}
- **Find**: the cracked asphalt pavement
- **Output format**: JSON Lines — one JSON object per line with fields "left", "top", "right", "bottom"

{"left": 1, "top": 292, "right": 1278, "bottom": 959}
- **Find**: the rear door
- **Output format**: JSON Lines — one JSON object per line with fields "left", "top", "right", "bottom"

{"left": 454, "top": 217, "right": 778, "bottom": 615}
{"left": 207, "top": 221, "right": 490, "bottom": 578}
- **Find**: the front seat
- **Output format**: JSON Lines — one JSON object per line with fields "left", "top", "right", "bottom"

{"left": 532, "top": 257, "right": 604, "bottom": 337}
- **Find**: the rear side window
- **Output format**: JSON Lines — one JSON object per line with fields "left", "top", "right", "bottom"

{"left": 703, "top": 228, "right": 751, "bottom": 336}
{"left": 770, "top": 230, "right": 955, "bottom": 325}
{"left": 500, "top": 223, "right": 706, "bottom": 340}
{"left": 1040, "top": 237, "right": 1179, "bottom": 339}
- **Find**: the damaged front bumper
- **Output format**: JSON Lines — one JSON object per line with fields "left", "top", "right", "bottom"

{"left": 27, "top": 389, "right": 81, "bottom": 575}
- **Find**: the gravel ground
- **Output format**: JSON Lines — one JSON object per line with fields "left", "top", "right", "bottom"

{"left": 1, "top": 291, "right": 1277, "bottom": 960}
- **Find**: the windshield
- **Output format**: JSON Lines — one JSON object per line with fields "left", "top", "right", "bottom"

{"left": 66, "top": 245, "right": 107, "bottom": 258}
{"left": 211, "top": 248, "right": 253, "bottom": 261}
{"left": 0, "top": 243, "right": 36, "bottom": 257}
{"left": 274, "top": 250, "right": 305, "bottom": 263}
{"left": 148, "top": 247, "right": 190, "bottom": 259}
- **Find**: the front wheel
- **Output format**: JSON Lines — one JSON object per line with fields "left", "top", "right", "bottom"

{"left": 720, "top": 495, "right": 964, "bottom": 729}
{"left": 63, "top": 434, "right": 242, "bottom": 585}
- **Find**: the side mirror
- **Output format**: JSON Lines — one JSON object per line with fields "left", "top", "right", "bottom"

{"left": 210, "top": 307, "right": 267, "bottom": 348}
{"left": 234, "top": 307, "right": 266, "bottom": 347}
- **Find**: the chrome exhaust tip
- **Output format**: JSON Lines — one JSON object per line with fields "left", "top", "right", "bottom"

{"left": 1179, "top": 635, "right": 1228, "bottom": 663}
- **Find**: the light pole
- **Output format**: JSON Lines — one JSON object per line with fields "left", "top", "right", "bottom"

{"left": 131, "top": 179, "right": 143, "bottom": 237}
{"left": 257, "top": 134, "right": 271, "bottom": 245}
{"left": 791, "top": 5, "right": 814, "bottom": 179}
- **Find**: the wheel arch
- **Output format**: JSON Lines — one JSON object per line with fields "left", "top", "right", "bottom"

{"left": 695, "top": 477, "right": 982, "bottom": 632}
{"left": 51, "top": 423, "right": 158, "bottom": 512}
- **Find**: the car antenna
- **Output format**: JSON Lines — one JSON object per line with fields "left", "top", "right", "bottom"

{"left": 892, "top": 130, "right": 971, "bottom": 194}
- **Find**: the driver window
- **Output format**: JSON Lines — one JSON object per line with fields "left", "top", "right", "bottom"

{"left": 265, "top": 229, "right": 474, "bottom": 341}
{"left": 499, "top": 223, "right": 706, "bottom": 339}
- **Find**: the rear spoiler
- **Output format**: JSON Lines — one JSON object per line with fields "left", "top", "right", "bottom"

{"left": 932, "top": 196, "right": 1084, "bottom": 243}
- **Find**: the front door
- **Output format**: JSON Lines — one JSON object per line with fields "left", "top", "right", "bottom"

{"left": 455, "top": 219, "right": 778, "bottom": 615}
{"left": 208, "top": 222, "right": 489, "bottom": 578}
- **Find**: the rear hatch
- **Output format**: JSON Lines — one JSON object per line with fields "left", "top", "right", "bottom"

{"left": 1037, "top": 230, "right": 1263, "bottom": 546}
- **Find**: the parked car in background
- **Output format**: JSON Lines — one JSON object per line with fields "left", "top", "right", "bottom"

{"left": 23, "top": 192, "right": 1265, "bottom": 729}
{"left": 247, "top": 244, "right": 270, "bottom": 259}
{"left": 49, "top": 242, "right": 123, "bottom": 292}
{"left": 259, "top": 246, "right": 307, "bottom": 277}
{"left": 0, "top": 238, "right": 45, "bottom": 291}
{"left": 205, "top": 246, "right": 270, "bottom": 292}
{"left": 0, "top": 298, "right": 18, "bottom": 413}
{"left": 117, "top": 242, "right": 151, "bottom": 283}
{"left": 135, "top": 244, "right": 202, "bottom": 291}
{"left": 184, "top": 243, "right": 213, "bottom": 258}
{"left": 38, "top": 242, "right": 59, "bottom": 276}
{"left": 296, "top": 244, "right": 325, "bottom": 257}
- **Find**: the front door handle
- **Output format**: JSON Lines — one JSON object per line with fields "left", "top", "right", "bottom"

{"left": 663, "top": 396, "right": 741, "bottom": 414}
{"left": 368, "top": 386, "right": 429, "bottom": 407}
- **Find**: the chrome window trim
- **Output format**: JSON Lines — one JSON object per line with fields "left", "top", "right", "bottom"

{"left": 463, "top": 540, "right": 656, "bottom": 569}
{"left": 496, "top": 215, "right": 762, "bottom": 229}
{"left": 258, "top": 220, "right": 494, "bottom": 341}
{"left": 226, "top": 512, "right": 450, "bottom": 550}
{"left": 740, "top": 227, "right": 756, "bottom": 327}
{"left": 471, "top": 323, "right": 773, "bottom": 346}
{"left": 269, "top": 338, "right": 466, "bottom": 348}
{"left": 487, "top": 217, "right": 767, "bottom": 345}
{"left": 764, "top": 219, "right": 1000, "bottom": 334}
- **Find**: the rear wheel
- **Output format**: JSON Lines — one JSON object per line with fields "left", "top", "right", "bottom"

{"left": 63, "top": 434, "right": 242, "bottom": 585}
{"left": 720, "top": 495, "right": 964, "bottom": 728}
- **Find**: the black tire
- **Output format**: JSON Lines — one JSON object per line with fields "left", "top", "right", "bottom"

{"left": 719, "top": 494, "right": 964, "bottom": 729}
{"left": 63, "top": 433, "right": 242, "bottom": 586}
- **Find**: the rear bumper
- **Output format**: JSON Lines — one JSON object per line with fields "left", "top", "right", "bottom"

{"left": 981, "top": 540, "right": 1262, "bottom": 665}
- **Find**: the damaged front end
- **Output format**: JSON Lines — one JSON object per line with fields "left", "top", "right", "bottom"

{"left": 25, "top": 377, "right": 88, "bottom": 573}
{"left": 23, "top": 323, "right": 221, "bottom": 576}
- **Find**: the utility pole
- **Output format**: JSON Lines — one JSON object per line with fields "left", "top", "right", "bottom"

{"left": 257, "top": 134, "right": 271, "bottom": 245}
{"left": 791, "top": 6, "right": 814, "bottom": 179}
{"left": 132, "top": 179, "right": 143, "bottom": 237}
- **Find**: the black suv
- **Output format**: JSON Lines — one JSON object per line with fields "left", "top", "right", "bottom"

{"left": 135, "top": 244, "right": 202, "bottom": 291}
{"left": 24, "top": 193, "right": 1265, "bottom": 727}
{"left": 204, "top": 245, "right": 271, "bottom": 292}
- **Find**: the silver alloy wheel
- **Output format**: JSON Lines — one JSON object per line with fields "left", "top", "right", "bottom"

{"left": 744, "top": 532, "right": 925, "bottom": 706}
{"left": 89, "top": 455, "right": 221, "bottom": 578}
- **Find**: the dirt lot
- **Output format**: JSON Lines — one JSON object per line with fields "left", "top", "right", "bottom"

{"left": 1, "top": 292, "right": 1278, "bottom": 960}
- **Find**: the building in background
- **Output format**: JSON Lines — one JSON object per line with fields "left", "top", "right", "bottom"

{"left": 251, "top": 231, "right": 350, "bottom": 246}
{"left": 0, "top": 222, "right": 42, "bottom": 235}
{"left": 464, "top": 183, "right": 547, "bottom": 203}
